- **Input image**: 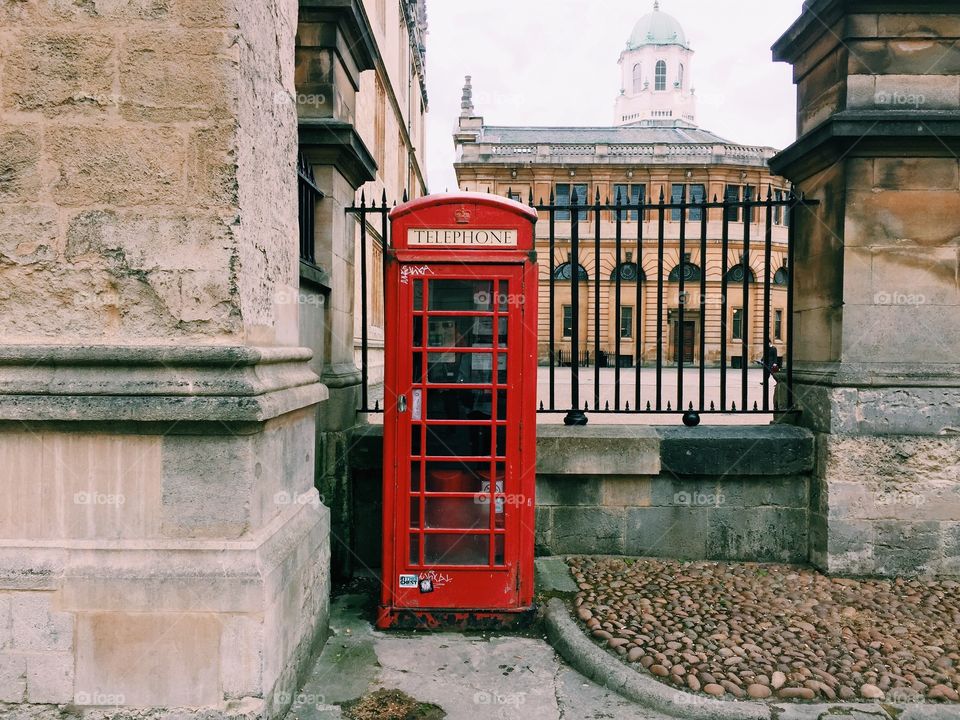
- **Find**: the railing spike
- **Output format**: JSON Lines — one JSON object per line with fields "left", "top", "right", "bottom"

{"left": 584, "top": 402, "right": 589, "bottom": 412}
{"left": 689, "top": 401, "right": 694, "bottom": 410}
{"left": 667, "top": 401, "right": 672, "bottom": 411}
{"left": 595, "top": 188, "right": 601, "bottom": 204}
{"left": 713, "top": 193, "right": 718, "bottom": 203}
{"left": 659, "top": 186, "right": 665, "bottom": 203}
{"left": 508, "top": 186, "right": 513, "bottom": 198}
{"left": 529, "top": 188, "right": 534, "bottom": 205}
{"left": 403, "top": 188, "right": 409, "bottom": 202}
{"left": 605, "top": 401, "right": 610, "bottom": 411}
{"left": 767, "top": 184, "right": 774, "bottom": 200}
{"left": 754, "top": 401, "right": 759, "bottom": 411}
{"left": 549, "top": 189, "right": 555, "bottom": 203}
{"left": 359, "top": 191, "right": 366, "bottom": 207}
{"left": 615, "top": 188, "right": 622, "bottom": 204}
{"left": 539, "top": 400, "right": 544, "bottom": 410}
{"left": 486, "top": 187, "right": 491, "bottom": 194}
{"left": 731, "top": 401, "right": 737, "bottom": 411}
{"left": 374, "top": 400, "right": 380, "bottom": 411}
{"left": 625, "top": 401, "right": 631, "bottom": 411}
{"left": 381, "top": 189, "right": 388, "bottom": 205}
{"left": 710, "top": 401, "right": 716, "bottom": 411}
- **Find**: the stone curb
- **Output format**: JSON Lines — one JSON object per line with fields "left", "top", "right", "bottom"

{"left": 543, "top": 597, "right": 771, "bottom": 720}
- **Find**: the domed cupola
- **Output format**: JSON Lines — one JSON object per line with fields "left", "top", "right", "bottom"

{"left": 615, "top": 1, "right": 697, "bottom": 127}
{"left": 627, "top": 1, "right": 690, "bottom": 50}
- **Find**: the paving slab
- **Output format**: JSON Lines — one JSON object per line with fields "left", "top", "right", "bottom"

{"left": 286, "top": 591, "right": 673, "bottom": 720}
{"left": 535, "top": 556, "right": 579, "bottom": 596}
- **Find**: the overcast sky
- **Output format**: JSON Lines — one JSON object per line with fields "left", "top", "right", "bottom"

{"left": 423, "top": 0, "right": 806, "bottom": 193}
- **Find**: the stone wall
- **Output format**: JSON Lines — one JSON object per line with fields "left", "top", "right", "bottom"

{"left": 349, "top": 424, "right": 816, "bottom": 568}
{"left": 0, "top": 0, "right": 301, "bottom": 346}
{"left": 0, "top": 1, "right": 332, "bottom": 718}
{"left": 772, "top": 0, "right": 960, "bottom": 577}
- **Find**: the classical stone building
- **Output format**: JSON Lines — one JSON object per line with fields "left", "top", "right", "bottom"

{"left": 296, "top": 0, "right": 428, "bottom": 575}
{"left": 0, "top": 0, "right": 426, "bottom": 718}
{"left": 772, "top": 0, "right": 960, "bottom": 576}
{"left": 455, "top": 4, "right": 792, "bottom": 370}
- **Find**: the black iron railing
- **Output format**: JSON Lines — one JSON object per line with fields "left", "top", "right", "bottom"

{"left": 298, "top": 153, "right": 324, "bottom": 264}
{"left": 348, "top": 188, "right": 815, "bottom": 424}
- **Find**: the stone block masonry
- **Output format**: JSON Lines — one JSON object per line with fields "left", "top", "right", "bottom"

{"left": 772, "top": 0, "right": 960, "bottom": 577}
{"left": 0, "top": 1, "right": 332, "bottom": 719}
{"left": 349, "top": 424, "right": 816, "bottom": 567}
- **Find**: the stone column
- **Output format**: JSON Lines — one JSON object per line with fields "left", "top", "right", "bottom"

{"left": 772, "top": 0, "right": 960, "bottom": 576}
{"left": 0, "top": 2, "right": 330, "bottom": 717}
{"left": 296, "top": 0, "right": 377, "bottom": 578}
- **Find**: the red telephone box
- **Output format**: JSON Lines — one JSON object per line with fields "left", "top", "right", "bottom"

{"left": 378, "top": 193, "right": 538, "bottom": 629}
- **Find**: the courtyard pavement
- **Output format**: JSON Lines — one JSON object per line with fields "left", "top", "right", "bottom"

{"left": 286, "top": 587, "right": 672, "bottom": 720}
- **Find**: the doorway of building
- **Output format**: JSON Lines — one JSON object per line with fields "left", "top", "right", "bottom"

{"left": 673, "top": 321, "right": 696, "bottom": 364}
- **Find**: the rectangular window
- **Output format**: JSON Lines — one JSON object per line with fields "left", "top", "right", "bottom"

{"left": 774, "top": 189, "right": 783, "bottom": 225}
{"left": 613, "top": 184, "right": 645, "bottom": 221}
{"left": 556, "top": 183, "right": 588, "bottom": 221}
{"left": 688, "top": 184, "right": 706, "bottom": 222}
{"left": 562, "top": 305, "right": 573, "bottom": 338}
{"left": 774, "top": 309, "right": 783, "bottom": 340}
{"left": 732, "top": 308, "right": 744, "bottom": 340}
{"left": 508, "top": 191, "right": 522, "bottom": 203}
{"left": 725, "top": 185, "right": 740, "bottom": 222}
{"left": 620, "top": 306, "right": 634, "bottom": 339}
{"left": 670, "top": 184, "right": 685, "bottom": 222}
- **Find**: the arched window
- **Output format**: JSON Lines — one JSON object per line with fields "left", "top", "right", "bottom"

{"left": 725, "top": 264, "right": 756, "bottom": 283}
{"left": 554, "top": 262, "right": 589, "bottom": 281}
{"left": 655, "top": 60, "right": 667, "bottom": 91}
{"left": 668, "top": 262, "right": 701, "bottom": 282}
{"left": 632, "top": 63, "right": 643, "bottom": 93}
{"left": 678, "top": 63, "right": 684, "bottom": 90}
{"left": 774, "top": 267, "right": 789, "bottom": 286}
{"left": 609, "top": 263, "right": 646, "bottom": 282}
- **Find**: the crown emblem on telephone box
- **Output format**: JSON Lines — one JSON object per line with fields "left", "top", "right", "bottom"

{"left": 455, "top": 207, "right": 472, "bottom": 224}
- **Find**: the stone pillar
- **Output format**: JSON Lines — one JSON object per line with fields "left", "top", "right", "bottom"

{"left": 772, "top": 0, "right": 960, "bottom": 576}
{"left": 296, "top": 0, "right": 377, "bottom": 578}
{"left": 0, "top": 2, "right": 330, "bottom": 717}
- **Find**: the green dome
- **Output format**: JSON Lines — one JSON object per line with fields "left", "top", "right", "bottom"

{"left": 627, "top": 2, "right": 689, "bottom": 49}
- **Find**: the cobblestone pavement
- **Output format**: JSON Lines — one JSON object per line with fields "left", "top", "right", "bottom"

{"left": 569, "top": 556, "right": 960, "bottom": 705}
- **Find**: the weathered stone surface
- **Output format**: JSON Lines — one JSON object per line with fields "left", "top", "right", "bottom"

{"left": 537, "top": 476, "right": 602, "bottom": 507}
{"left": 11, "top": 594, "right": 72, "bottom": 653}
{"left": 2, "top": 30, "right": 114, "bottom": 115}
{"left": 0, "top": 131, "right": 42, "bottom": 201}
{"left": 76, "top": 612, "right": 221, "bottom": 707}
{"left": 659, "top": 425, "right": 815, "bottom": 476}
{"left": 551, "top": 507, "right": 625, "bottom": 555}
{"left": 25, "top": 651, "right": 73, "bottom": 704}
{"left": 48, "top": 125, "right": 183, "bottom": 207}
{"left": 0, "top": 206, "right": 57, "bottom": 265}
{"left": 119, "top": 28, "right": 234, "bottom": 122}
{"left": 0, "top": 652, "right": 26, "bottom": 703}
{"left": 537, "top": 425, "right": 660, "bottom": 475}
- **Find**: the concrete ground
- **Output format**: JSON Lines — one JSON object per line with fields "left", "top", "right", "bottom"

{"left": 286, "top": 588, "right": 671, "bottom": 720}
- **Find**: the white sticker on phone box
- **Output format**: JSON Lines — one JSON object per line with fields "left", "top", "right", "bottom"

{"left": 399, "top": 574, "right": 418, "bottom": 588}
{"left": 411, "top": 389, "right": 422, "bottom": 420}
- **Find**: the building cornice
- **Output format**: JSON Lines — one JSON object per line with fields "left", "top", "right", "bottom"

{"left": 457, "top": 141, "right": 777, "bottom": 170}
{"left": 772, "top": 0, "right": 960, "bottom": 65}
{"left": 770, "top": 111, "right": 960, "bottom": 180}
{"left": 299, "top": 119, "right": 378, "bottom": 189}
